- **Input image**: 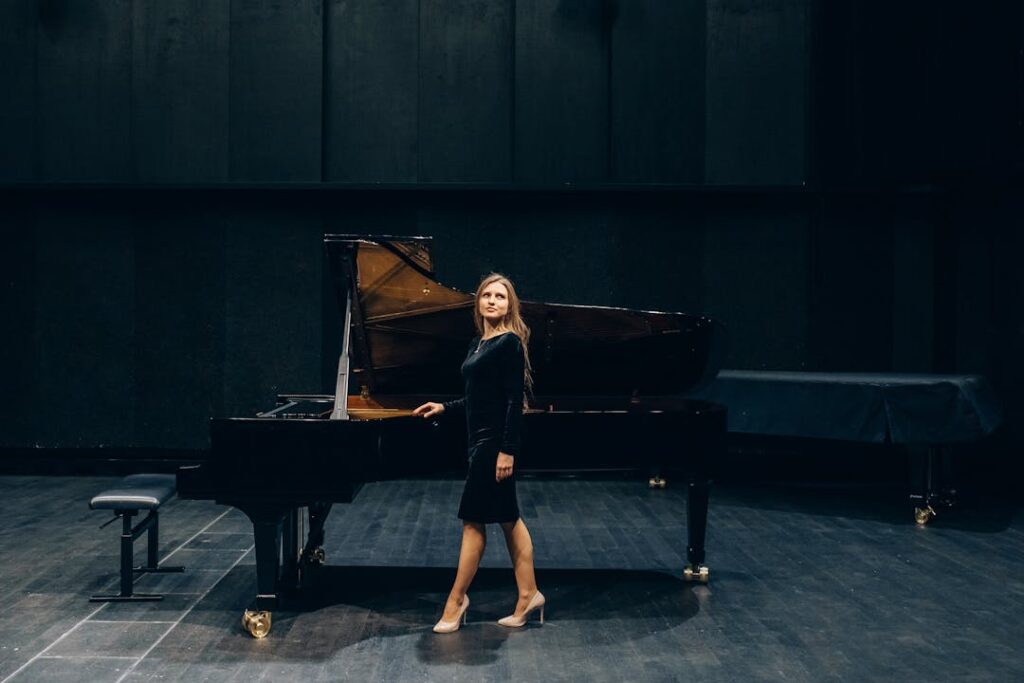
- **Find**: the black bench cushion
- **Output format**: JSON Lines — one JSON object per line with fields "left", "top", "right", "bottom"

{"left": 90, "top": 474, "right": 177, "bottom": 511}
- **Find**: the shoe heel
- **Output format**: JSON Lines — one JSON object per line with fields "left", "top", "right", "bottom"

{"left": 539, "top": 605, "right": 544, "bottom": 624}
{"left": 462, "top": 610, "right": 468, "bottom": 625}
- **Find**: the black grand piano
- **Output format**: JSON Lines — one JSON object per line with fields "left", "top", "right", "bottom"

{"left": 177, "top": 234, "right": 727, "bottom": 638}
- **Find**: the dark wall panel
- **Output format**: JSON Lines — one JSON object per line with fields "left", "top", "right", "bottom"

{"left": 806, "top": 207, "right": 893, "bottom": 371}
{"left": 416, "top": 200, "right": 531, "bottom": 301}
{"left": 606, "top": 204, "right": 705, "bottom": 314}
{"left": 933, "top": 4, "right": 1020, "bottom": 182}
{"left": 495, "top": 205, "right": 618, "bottom": 305}
{"left": 133, "top": 1, "right": 230, "bottom": 182}
{"left": 223, "top": 209, "right": 324, "bottom": 415}
{"left": 36, "top": 0, "right": 132, "bottom": 181}
{"left": 327, "top": 201, "right": 418, "bottom": 237}
{"left": 0, "top": 209, "right": 36, "bottom": 446}
{"left": 416, "top": 199, "right": 616, "bottom": 307}
{"left": 134, "top": 207, "right": 225, "bottom": 449}
{"left": 991, "top": 203, "right": 1024, "bottom": 447}
{"left": 953, "top": 199, "right": 999, "bottom": 378}
{"left": 514, "top": 0, "right": 608, "bottom": 183}
{"left": 34, "top": 209, "right": 135, "bottom": 446}
{"left": 324, "top": 0, "right": 418, "bottom": 181}
{"left": 890, "top": 213, "right": 934, "bottom": 371}
{"left": 859, "top": 4, "right": 934, "bottom": 187}
{"left": 810, "top": 1, "right": 863, "bottom": 187}
{"left": 703, "top": 207, "right": 809, "bottom": 369}
{"left": 0, "top": 0, "right": 36, "bottom": 181}
{"left": 814, "top": 2, "right": 937, "bottom": 187}
{"left": 705, "top": 0, "right": 807, "bottom": 185}
{"left": 416, "top": 197, "right": 704, "bottom": 315}
{"left": 229, "top": 0, "right": 323, "bottom": 181}
{"left": 611, "top": 0, "right": 705, "bottom": 183}
{"left": 418, "top": 0, "right": 513, "bottom": 182}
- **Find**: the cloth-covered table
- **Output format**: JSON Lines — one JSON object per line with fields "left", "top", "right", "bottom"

{"left": 687, "top": 371, "right": 1002, "bottom": 444}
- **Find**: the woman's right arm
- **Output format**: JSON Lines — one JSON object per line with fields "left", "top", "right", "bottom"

{"left": 440, "top": 397, "right": 465, "bottom": 419}
{"left": 412, "top": 397, "right": 463, "bottom": 420}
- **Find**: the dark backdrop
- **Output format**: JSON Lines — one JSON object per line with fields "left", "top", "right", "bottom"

{"left": 1, "top": 1, "right": 1020, "bottom": 480}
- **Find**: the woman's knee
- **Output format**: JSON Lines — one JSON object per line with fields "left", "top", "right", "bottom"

{"left": 463, "top": 521, "right": 486, "bottom": 537}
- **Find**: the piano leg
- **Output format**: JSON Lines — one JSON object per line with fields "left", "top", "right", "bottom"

{"left": 683, "top": 477, "right": 711, "bottom": 583}
{"left": 281, "top": 507, "right": 302, "bottom": 591}
{"left": 302, "top": 502, "right": 332, "bottom": 566}
{"left": 236, "top": 503, "right": 290, "bottom": 638}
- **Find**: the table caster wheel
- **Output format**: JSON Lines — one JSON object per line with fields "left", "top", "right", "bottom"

{"left": 305, "top": 547, "right": 326, "bottom": 566}
{"left": 914, "top": 505, "right": 936, "bottom": 526}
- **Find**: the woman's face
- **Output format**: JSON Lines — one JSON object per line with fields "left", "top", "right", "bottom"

{"left": 479, "top": 281, "right": 510, "bottom": 327}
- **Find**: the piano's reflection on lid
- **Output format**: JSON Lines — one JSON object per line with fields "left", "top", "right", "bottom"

{"left": 177, "top": 234, "right": 727, "bottom": 638}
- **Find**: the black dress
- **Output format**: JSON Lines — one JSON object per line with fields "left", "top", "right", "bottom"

{"left": 442, "top": 332, "right": 525, "bottom": 524}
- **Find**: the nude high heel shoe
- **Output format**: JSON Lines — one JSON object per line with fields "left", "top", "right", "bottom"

{"left": 497, "top": 590, "right": 545, "bottom": 627}
{"left": 433, "top": 595, "right": 470, "bottom": 633}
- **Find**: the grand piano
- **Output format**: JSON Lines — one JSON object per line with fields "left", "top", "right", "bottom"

{"left": 177, "top": 234, "right": 727, "bottom": 638}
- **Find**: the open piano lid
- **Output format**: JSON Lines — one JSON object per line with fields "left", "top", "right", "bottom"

{"left": 324, "top": 235, "right": 725, "bottom": 398}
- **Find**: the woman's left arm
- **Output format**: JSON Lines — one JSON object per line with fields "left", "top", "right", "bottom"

{"left": 497, "top": 335, "right": 525, "bottom": 482}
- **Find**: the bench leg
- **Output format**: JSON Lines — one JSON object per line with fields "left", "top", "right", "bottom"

{"left": 134, "top": 512, "right": 184, "bottom": 575}
{"left": 90, "top": 511, "right": 182, "bottom": 603}
{"left": 120, "top": 513, "right": 135, "bottom": 597}
{"left": 91, "top": 513, "right": 162, "bottom": 602}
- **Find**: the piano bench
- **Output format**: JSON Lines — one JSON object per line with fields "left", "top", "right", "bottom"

{"left": 89, "top": 474, "right": 185, "bottom": 603}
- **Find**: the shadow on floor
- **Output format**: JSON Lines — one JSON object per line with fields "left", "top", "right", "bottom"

{"left": 176, "top": 565, "right": 701, "bottom": 664}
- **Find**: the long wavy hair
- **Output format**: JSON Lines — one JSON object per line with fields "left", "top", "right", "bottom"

{"left": 473, "top": 273, "right": 534, "bottom": 402}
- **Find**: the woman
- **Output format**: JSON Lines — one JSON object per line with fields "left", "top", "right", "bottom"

{"left": 413, "top": 273, "right": 545, "bottom": 633}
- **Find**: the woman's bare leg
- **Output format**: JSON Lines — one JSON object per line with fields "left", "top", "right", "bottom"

{"left": 501, "top": 518, "right": 539, "bottom": 614}
{"left": 442, "top": 521, "right": 486, "bottom": 620}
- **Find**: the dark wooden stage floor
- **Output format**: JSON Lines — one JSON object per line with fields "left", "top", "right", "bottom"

{"left": 1, "top": 475, "right": 1021, "bottom": 682}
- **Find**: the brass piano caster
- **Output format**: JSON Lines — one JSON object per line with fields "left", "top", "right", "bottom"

{"left": 648, "top": 476, "right": 667, "bottom": 489}
{"left": 306, "top": 547, "right": 326, "bottom": 567}
{"left": 914, "top": 505, "right": 936, "bottom": 526}
{"left": 242, "top": 610, "right": 272, "bottom": 638}
{"left": 683, "top": 564, "right": 710, "bottom": 583}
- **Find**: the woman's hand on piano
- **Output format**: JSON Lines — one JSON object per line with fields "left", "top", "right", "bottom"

{"left": 496, "top": 453, "right": 514, "bottom": 482}
{"left": 413, "top": 402, "right": 444, "bottom": 418}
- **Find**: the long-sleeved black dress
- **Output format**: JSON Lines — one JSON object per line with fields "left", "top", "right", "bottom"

{"left": 442, "top": 332, "right": 525, "bottom": 524}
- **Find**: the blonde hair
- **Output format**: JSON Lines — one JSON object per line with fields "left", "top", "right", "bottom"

{"left": 473, "top": 273, "right": 534, "bottom": 401}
